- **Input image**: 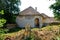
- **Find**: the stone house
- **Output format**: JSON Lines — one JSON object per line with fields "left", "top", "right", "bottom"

{"left": 16, "top": 6, "right": 55, "bottom": 28}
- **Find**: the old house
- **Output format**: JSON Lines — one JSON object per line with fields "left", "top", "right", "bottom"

{"left": 16, "top": 6, "right": 55, "bottom": 28}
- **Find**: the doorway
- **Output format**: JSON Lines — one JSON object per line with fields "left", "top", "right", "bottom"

{"left": 34, "top": 18, "right": 39, "bottom": 28}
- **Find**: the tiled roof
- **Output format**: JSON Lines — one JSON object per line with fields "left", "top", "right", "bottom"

{"left": 19, "top": 6, "right": 41, "bottom": 16}
{"left": 18, "top": 6, "right": 53, "bottom": 19}
{"left": 41, "top": 13, "right": 50, "bottom": 18}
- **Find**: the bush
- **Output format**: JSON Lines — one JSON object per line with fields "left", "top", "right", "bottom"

{"left": 0, "top": 18, "right": 6, "bottom": 27}
{"left": 0, "top": 29, "right": 9, "bottom": 34}
{"left": 0, "top": 10, "right": 9, "bottom": 34}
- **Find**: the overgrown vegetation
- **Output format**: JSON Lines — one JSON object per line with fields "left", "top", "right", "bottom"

{"left": 0, "top": 0, "right": 21, "bottom": 34}
{"left": 0, "top": 25, "right": 60, "bottom": 40}
{"left": 0, "top": 10, "right": 9, "bottom": 34}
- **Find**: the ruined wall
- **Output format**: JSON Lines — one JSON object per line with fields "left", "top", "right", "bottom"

{"left": 16, "top": 15, "right": 42, "bottom": 28}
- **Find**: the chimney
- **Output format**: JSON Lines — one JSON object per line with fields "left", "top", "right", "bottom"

{"left": 35, "top": 7, "right": 37, "bottom": 11}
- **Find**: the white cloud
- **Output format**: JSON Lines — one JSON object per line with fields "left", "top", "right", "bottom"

{"left": 20, "top": 0, "right": 55, "bottom": 17}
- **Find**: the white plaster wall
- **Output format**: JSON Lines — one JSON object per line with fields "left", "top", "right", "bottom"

{"left": 16, "top": 16, "right": 34, "bottom": 28}
{"left": 16, "top": 16, "right": 42, "bottom": 28}
{"left": 45, "top": 18, "right": 50, "bottom": 23}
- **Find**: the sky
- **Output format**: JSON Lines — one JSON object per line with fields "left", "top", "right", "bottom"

{"left": 19, "top": 0, "right": 56, "bottom": 17}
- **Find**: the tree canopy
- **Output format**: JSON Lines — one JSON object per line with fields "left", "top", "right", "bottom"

{"left": 0, "top": 0, "right": 21, "bottom": 23}
{"left": 50, "top": 0, "right": 60, "bottom": 20}
{"left": 0, "top": 0, "right": 21, "bottom": 14}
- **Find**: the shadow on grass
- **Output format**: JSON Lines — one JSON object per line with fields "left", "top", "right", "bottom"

{"left": 8, "top": 27, "right": 22, "bottom": 33}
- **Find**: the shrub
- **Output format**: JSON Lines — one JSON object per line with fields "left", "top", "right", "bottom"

{"left": 0, "top": 10, "right": 9, "bottom": 34}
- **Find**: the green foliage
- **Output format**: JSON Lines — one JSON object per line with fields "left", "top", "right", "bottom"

{"left": 0, "top": 10, "right": 6, "bottom": 27}
{"left": 0, "top": 28, "right": 9, "bottom": 34}
{"left": 30, "top": 32, "right": 35, "bottom": 40}
{"left": 0, "top": 0, "right": 21, "bottom": 14}
{"left": 56, "top": 37, "right": 60, "bottom": 40}
{"left": 0, "top": 34, "right": 7, "bottom": 40}
{"left": 0, "top": 10, "right": 9, "bottom": 34}
{"left": 0, "top": 10, "right": 4, "bottom": 15}
{"left": 0, "top": 18, "right": 6, "bottom": 27}
{"left": 0, "top": 35, "right": 4, "bottom": 40}
{"left": 0, "top": 0, "right": 21, "bottom": 23}
{"left": 50, "top": 0, "right": 60, "bottom": 20}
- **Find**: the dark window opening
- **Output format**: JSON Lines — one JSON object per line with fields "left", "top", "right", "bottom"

{"left": 34, "top": 18, "right": 39, "bottom": 28}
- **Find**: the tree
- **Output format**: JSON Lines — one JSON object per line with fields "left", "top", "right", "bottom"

{"left": 0, "top": 0, "right": 21, "bottom": 23}
{"left": 50, "top": 0, "right": 60, "bottom": 20}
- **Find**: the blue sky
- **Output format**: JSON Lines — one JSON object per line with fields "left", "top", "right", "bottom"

{"left": 19, "top": 0, "right": 55, "bottom": 17}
